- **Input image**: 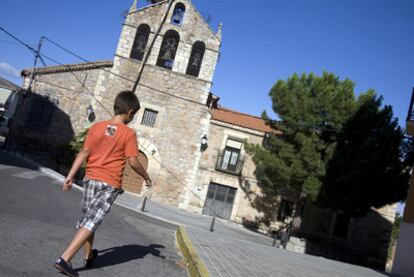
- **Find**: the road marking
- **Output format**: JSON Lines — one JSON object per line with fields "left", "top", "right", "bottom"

{"left": 12, "top": 171, "right": 43, "bottom": 179}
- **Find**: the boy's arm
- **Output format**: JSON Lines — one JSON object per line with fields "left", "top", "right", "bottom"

{"left": 63, "top": 147, "right": 90, "bottom": 191}
{"left": 127, "top": 156, "right": 152, "bottom": 187}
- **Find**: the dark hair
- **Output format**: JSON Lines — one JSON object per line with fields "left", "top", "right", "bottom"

{"left": 113, "top": 90, "right": 140, "bottom": 115}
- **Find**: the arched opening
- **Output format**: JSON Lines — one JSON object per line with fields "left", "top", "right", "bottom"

{"left": 130, "top": 24, "right": 151, "bottom": 61}
{"left": 122, "top": 151, "right": 148, "bottom": 194}
{"left": 171, "top": 3, "right": 185, "bottom": 26}
{"left": 156, "top": 30, "right": 180, "bottom": 70}
{"left": 186, "top": 41, "right": 205, "bottom": 77}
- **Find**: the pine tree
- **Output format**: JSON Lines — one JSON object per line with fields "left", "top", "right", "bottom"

{"left": 246, "top": 72, "right": 412, "bottom": 217}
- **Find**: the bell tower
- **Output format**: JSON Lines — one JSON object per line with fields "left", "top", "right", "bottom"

{"left": 94, "top": 0, "right": 223, "bottom": 208}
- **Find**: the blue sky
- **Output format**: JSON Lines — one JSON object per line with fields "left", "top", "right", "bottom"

{"left": 1, "top": 0, "right": 412, "bottom": 213}
{"left": 1, "top": 0, "right": 413, "bottom": 125}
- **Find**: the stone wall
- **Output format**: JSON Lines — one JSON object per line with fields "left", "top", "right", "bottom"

{"left": 121, "top": 0, "right": 221, "bottom": 82}
{"left": 196, "top": 119, "right": 271, "bottom": 223}
{"left": 295, "top": 202, "right": 396, "bottom": 270}
{"left": 11, "top": 67, "right": 104, "bottom": 147}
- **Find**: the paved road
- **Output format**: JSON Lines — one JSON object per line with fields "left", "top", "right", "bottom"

{"left": 0, "top": 152, "right": 186, "bottom": 277}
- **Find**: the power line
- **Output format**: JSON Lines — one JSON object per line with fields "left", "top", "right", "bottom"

{"left": 42, "top": 36, "right": 208, "bottom": 107}
{"left": 0, "top": 26, "right": 224, "bottom": 219}
{"left": 0, "top": 27, "right": 37, "bottom": 55}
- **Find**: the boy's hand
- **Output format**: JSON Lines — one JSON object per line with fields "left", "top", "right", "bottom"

{"left": 144, "top": 179, "right": 152, "bottom": 188}
{"left": 63, "top": 178, "right": 73, "bottom": 191}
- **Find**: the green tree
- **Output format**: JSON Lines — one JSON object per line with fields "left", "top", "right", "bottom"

{"left": 55, "top": 129, "right": 89, "bottom": 168}
{"left": 319, "top": 96, "right": 413, "bottom": 216}
{"left": 246, "top": 72, "right": 412, "bottom": 217}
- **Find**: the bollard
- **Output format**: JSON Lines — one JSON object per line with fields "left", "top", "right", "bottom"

{"left": 209, "top": 216, "right": 215, "bottom": 232}
{"left": 141, "top": 196, "right": 147, "bottom": 212}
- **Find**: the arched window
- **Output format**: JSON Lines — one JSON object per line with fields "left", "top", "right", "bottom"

{"left": 130, "top": 24, "right": 150, "bottom": 61}
{"left": 186, "top": 41, "right": 205, "bottom": 77}
{"left": 171, "top": 3, "right": 185, "bottom": 26}
{"left": 156, "top": 30, "right": 180, "bottom": 70}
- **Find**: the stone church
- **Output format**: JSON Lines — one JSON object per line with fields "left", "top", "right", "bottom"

{"left": 10, "top": 0, "right": 396, "bottom": 270}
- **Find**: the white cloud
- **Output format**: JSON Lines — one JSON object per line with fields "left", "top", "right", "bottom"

{"left": 0, "top": 62, "right": 20, "bottom": 78}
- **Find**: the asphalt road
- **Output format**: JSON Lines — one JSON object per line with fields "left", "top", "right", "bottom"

{"left": 0, "top": 152, "right": 187, "bottom": 277}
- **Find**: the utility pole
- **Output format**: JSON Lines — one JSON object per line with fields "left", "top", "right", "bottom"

{"left": 132, "top": 0, "right": 175, "bottom": 92}
{"left": 27, "top": 36, "right": 45, "bottom": 93}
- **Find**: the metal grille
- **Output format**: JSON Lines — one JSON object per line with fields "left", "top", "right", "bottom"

{"left": 141, "top": 109, "right": 158, "bottom": 127}
{"left": 203, "top": 183, "right": 237, "bottom": 219}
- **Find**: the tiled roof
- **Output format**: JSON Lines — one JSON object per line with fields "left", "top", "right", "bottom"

{"left": 211, "top": 106, "right": 281, "bottom": 134}
{"left": 0, "top": 76, "right": 20, "bottom": 90}
{"left": 21, "top": 60, "right": 113, "bottom": 76}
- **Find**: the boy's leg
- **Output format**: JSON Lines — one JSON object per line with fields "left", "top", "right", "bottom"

{"left": 61, "top": 227, "right": 93, "bottom": 262}
{"left": 84, "top": 231, "right": 95, "bottom": 259}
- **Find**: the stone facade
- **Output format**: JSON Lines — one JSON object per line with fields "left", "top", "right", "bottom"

{"left": 13, "top": 64, "right": 110, "bottom": 147}
{"left": 293, "top": 203, "right": 396, "bottom": 270}
{"left": 195, "top": 119, "right": 266, "bottom": 219}
{"left": 9, "top": 0, "right": 397, "bottom": 271}
{"left": 14, "top": 0, "right": 221, "bottom": 208}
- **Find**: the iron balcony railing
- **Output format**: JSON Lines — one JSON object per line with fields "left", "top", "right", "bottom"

{"left": 215, "top": 153, "right": 244, "bottom": 176}
{"left": 407, "top": 87, "right": 414, "bottom": 121}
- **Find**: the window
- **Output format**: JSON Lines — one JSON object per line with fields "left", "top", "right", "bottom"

{"left": 25, "top": 98, "right": 55, "bottom": 130}
{"left": 277, "top": 199, "right": 294, "bottom": 221}
{"left": 156, "top": 30, "right": 180, "bottom": 70}
{"left": 171, "top": 3, "right": 185, "bottom": 26}
{"left": 186, "top": 41, "right": 205, "bottom": 77}
{"left": 333, "top": 213, "right": 351, "bottom": 239}
{"left": 130, "top": 24, "right": 151, "bottom": 61}
{"left": 141, "top": 108, "right": 158, "bottom": 127}
{"left": 221, "top": 147, "right": 240, "bottom": 172}
{"left": 221, "top": 139, "right": 242, "bottom": 171}
{"left": 216, "top": 139, "right": 244, "bottom": 175}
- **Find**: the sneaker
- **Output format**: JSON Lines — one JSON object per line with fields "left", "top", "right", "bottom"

{"left": 53, "top": 257, "right": 79, "bottom": 277}
{"left": 84, "top": 249, "right": 98, "bottom": 267}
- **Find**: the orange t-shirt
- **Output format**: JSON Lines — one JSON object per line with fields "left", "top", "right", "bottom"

{"left": 83, "top": 120, "right": 138, "bottom": 189}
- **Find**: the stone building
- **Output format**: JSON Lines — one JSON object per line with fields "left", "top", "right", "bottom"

{"left": 10, "top": 0, "right": 396, "bottom": 270}
{"left": 392, "top": 88, "right": 414, "bottom": 276}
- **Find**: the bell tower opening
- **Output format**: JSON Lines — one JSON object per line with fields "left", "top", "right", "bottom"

{"left": 156, "top": 30, "right": 180, "bottom": 70}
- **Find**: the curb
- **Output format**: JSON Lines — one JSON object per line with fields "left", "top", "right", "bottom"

{"left": 176, "top": 225, "right": 209, "bottom": 277}
{"left": 1, "top": 150, "right": 210, "bottom": 277}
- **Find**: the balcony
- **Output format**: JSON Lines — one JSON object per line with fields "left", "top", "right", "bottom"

{"left": 215, "top": 153, "right": 244, "bottom": 176}
{"left": 407, "top": 87, "right": 414, "bottom": 136}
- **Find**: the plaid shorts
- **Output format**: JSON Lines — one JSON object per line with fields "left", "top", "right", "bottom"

{"left": 76, "top": 178, "right": 119, "bottom": 232}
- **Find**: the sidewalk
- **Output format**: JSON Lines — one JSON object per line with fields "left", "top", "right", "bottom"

{"left": 116, "top": 192, "right": 392, "bottom": 277}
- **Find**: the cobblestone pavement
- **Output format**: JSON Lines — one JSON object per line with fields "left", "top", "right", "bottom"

{"left": 116, "top": 193, "right": 395, "bottom": 277}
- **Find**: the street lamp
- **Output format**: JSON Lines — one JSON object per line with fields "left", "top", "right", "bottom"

{"left": 87, "top": 105, "right": 95, "bottom": 123}
{"left": 200, "top": 134, "right": 208, "bottom": 152}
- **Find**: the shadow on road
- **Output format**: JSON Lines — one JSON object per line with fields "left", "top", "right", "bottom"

{"left": 75, "top": 244, "right": 166, "bottom": 271}
{"left": 0, "top": 150, "right": 39, "bottom": 171}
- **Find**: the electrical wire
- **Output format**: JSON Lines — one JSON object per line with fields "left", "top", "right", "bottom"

{"left": 42, "top": 36, "right": 208, "bottom": 107}
{"left": 0, "top": 26, "right": 226, "bottom": 219}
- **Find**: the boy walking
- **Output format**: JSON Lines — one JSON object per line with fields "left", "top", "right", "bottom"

{"left": 53, "top": 91, "right": 151, "bottom": 277}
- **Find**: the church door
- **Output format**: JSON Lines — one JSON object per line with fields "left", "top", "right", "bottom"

{"left": 122, "top": 151, "right": 148, "bottom": 194}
